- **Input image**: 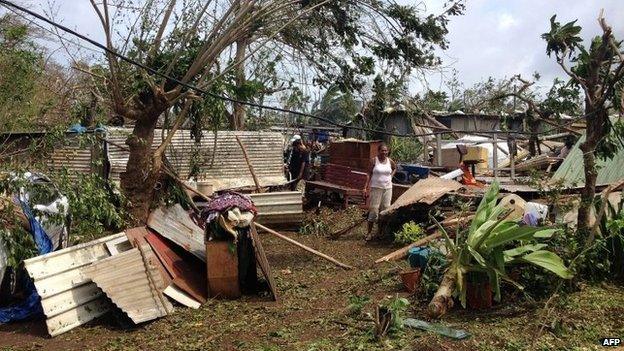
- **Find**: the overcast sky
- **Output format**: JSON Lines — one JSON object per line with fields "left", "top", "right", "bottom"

{"left": 422, "top": 0, "right": 624, "bottom": 92}
{"left": 3, "top": 0, "right": 624, "bottom": 95}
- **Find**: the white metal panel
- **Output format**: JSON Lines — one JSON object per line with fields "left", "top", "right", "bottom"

{"left": 249, "top": 192, "right": 303, "bottom": 226}
{"left": 23, "top": 232, "right": 126, "bottom": 336}
{"left": 106, "top": 128, "right": 286, "bottom": 191}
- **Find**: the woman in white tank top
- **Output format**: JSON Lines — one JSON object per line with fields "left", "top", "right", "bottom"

{"left": 365, "top": 143, "right": 396, "bottom": 241}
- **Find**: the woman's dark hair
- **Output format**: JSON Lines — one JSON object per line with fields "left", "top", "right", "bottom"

{"left": 378, "top": 143, "right": 388, "bottom": 151}
{"left": 293, "top": 139, "right": 303, "bottom": 147}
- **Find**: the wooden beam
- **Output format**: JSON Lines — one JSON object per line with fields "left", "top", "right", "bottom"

{"left": 236, "top": 135, "right": 262, "bottom": 192}
{"left": 374, "top": 231, "right": 442, "bottom": 264}
{"left": 254, "top": 222, "right": 353, "bottom": 270}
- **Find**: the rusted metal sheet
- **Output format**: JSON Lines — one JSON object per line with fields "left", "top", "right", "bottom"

{"left": 84, "top": 246, "right": 173, "bottom": 324}
{"left": 23, "top": 232, "right": 128, "bottom": 336}
{"left": 106, "top": 128, "right": 286, "bottom": 191}
{"left": 145, "top": 231, "right": 207, "bottom": 303}
{"left": 380, "top": 177, "right": 462, "bottom": 218}
{"left": 249, "top": 191, "right": 303, "bottom": 227}
{"left": 147, "top": 205, "right": 205, "bottom": 261}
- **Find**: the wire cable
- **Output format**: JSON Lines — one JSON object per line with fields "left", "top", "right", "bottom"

{"left": 0, "top": 0, "right": 584, "bottom": 139}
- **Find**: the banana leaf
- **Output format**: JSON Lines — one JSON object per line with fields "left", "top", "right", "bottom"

{"left": 519, "top": 250, "right": 573, "bottom": 279}
{"left": 503, "top": 243, "right": 548, "bottom": 259}
{"left": 469, "top": 182, "right": 500, "bottom": 235}
{"left": 481, "top": 226, "right": 559, "bottom": 250}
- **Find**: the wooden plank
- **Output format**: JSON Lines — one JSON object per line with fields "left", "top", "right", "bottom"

{"left": 163, "top": 285, "right": 201, "bottom": 309}
{"left": 145, "top": 231, "right": 207, "bottom": 303}
{"left": 250, "top": 223, "right": 278, "bottom": 301}
{"left": 147, "top": 205, "right": 205, "bottom": 261}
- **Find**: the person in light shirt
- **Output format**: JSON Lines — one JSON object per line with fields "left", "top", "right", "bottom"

{"left": 365, "top": 143, "right": 396, "bottom": 241}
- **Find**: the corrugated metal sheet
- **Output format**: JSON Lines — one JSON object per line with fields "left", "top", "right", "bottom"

{"left": 23, "top": 232, "right": 128, "bottom": 336}
{"left": 84, "top": 246, "right": 173, "bottom": 324}
{"left": 147, "top": 205, "right": 206, "bottom": 261}
{"left": 106, "top": 128, "right": 286, "bottom": 191}
{"left": 552, "top": 134, "right": 624, "bottom": 187}
{"left": 249, "top": 191, "right": 303, "bottom": 226}
{"left": 46, "top": 141, "right": 93, "bottom": 180}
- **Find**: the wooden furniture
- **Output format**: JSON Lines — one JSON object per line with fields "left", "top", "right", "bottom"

{"left": 206, "top": 240, "right": 241, "bottom": 299}
{"left": 328, "top": 140, "right": 382, "bottom": 172}
{"left": 306, "top": 163, "right": 369, "bottom": 208}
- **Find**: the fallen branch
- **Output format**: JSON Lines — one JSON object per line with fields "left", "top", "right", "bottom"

{"left": 330, "top": 218, "right": 366, "bottom": 239}
{"left": 254, "top": 222, "right": 353, "bottom": 270}
{"left": 374, "top": 231, "right": 442, "bottom": 264}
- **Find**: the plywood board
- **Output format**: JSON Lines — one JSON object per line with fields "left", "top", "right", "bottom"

{"left": 145, "top": 232, "right": 207, "bottom": 303}
{"left": 250, "top": 223, "right": 278, "bottom": 301}
{"left": 380, "top": 177, "right": 462, "bottom": 217}
{"left": 163, "top": 285, "right": 201, "bottom": 309}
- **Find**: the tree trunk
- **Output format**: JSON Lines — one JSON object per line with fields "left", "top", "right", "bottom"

{"left": 427, "top": 267, "right": 456, "bottom": 318}
{"left": 231, "top": 38, "right": 248, "bottom": 130}
{"left": 121, "top": 115, "right": 160, "bottom": 223}
{"left": 577, "top": 108, "right": 606, "bottom": 236}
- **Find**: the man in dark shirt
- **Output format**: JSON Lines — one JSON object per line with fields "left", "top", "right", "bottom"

{"left": 288, "top": 139, "right": 310, "bottom": 191}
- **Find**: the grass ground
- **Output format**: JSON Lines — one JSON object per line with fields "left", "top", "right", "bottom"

{"left": 0, "top": 206, "right": 622, "bottom": 351}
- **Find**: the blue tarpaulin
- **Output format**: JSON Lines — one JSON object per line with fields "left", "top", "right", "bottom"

{"left": 0, "top": 199, "right": 52, "bottom": 323}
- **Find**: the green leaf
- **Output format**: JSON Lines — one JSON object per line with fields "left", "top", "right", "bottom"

{"left": 469, "top": 182, "right": 500, "bottom": 235}
{"left": 481, "top": 225, "right": 543, "bottom": 250}
{"left": 520, "top": 250, "right": 573, "bottom": 279}
{"left": 503, "top": 243, "right": 548, "bottom": 259}
{"left": 533, "top": 228, "right": 560, "bottom": 238}
{"left": 467, "top": 245, "right": 487, "bottom": 267}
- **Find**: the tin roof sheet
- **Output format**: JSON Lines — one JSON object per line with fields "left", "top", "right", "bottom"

{"left": 106, "top": 128, "right": 286, "bottom": 191}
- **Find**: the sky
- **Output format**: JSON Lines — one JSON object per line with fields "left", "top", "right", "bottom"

{"left": 420, "top": 0, "right": 624, "bottom": 92}
{"left": 3, "top": 0, "right": 624, "bottom": 96}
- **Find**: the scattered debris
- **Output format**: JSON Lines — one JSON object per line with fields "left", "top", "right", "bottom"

{"left": 380, "top": 177, "right": 462, "bottom": 218}
{"left": 403, "top": 318, "right": 471, "bottom": 339}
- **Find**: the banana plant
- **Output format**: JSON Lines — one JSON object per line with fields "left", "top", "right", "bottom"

{"left": 428, "top": 182, "right": 573, "bottom": 318}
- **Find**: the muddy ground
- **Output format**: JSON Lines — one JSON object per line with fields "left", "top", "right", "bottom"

{"left": 1, "top": 207, "right": 623, "bottom": 351}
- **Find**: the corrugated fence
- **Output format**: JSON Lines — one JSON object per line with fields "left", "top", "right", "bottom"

{"left": 106, "top": 128, "right": 286, "bottom": 191}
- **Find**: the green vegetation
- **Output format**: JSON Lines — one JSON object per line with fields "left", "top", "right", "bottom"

{"left": 393, "top": 221, "right": 424, "bottom": 245}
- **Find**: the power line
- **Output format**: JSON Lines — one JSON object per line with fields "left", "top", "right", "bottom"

{"left": 0, "top": 0, "right": 584, "bottom": 139}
